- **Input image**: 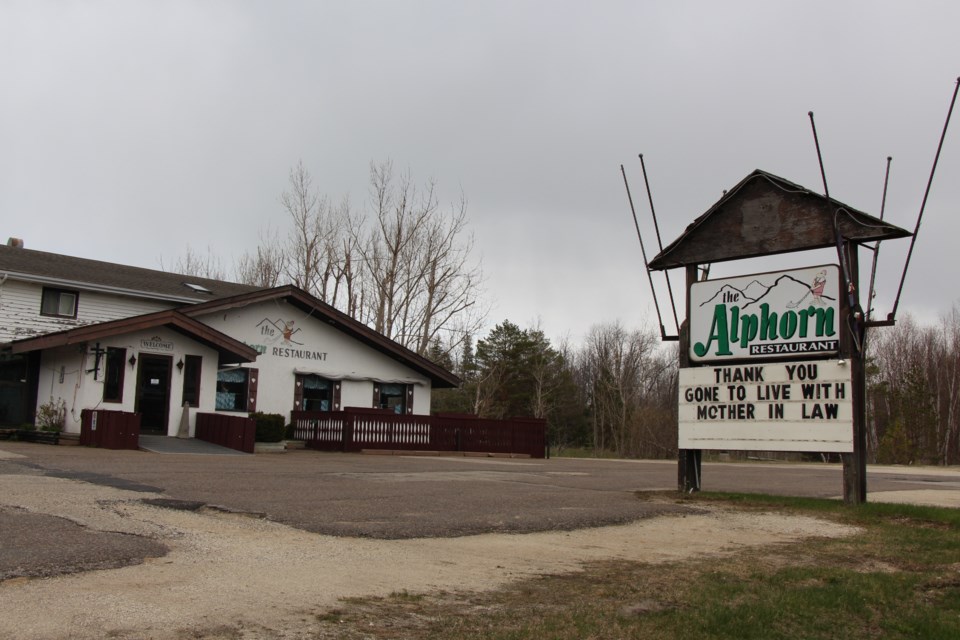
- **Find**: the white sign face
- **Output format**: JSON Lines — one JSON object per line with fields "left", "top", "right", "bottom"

{"left": 690, "top": 265, "right": 840, "bottom": 362}
{"left": 678, "top": 360, "right": 853, "bottom": 453}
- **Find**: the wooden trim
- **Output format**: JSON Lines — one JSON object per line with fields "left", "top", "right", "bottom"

{"left": 102, "top": 347, "right": 126, "bottom": 403}
{"left": 246, "top": 367, "right": 259, "bottom": 412}
{"left": 293, "top": 374, "right": 304, "bottom": 410}
{"left": 11, "top": 309, "right": 257, "bottom": 364}
{"left": 181, "top": 355, "right": 202, "bottom": 407}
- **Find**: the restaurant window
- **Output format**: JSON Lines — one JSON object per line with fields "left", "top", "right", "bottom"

{"left": 103, "top": 347, "right": 126, "bottom": 403}
{"left": 181, "top": 355, "right": 201, "bottom": 407}
{"left": 303, "top": 375, "right": 333, "bottom": 411}
{"left": 41, "top": 287, "right": 78, "bottom": 318}
{"left": 216, "top": 367, "right": 258, "bottom": 412}
{"left": 377, "top": 383, "right": 410, "bottom": 414}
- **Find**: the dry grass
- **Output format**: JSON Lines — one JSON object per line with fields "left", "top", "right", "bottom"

{"left": 299, "top": 494, "right": 960, "bottom": 640}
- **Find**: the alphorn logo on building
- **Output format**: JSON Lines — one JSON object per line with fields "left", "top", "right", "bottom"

{"left": 253, "top": 317, "right": 328, "bottom": 361}
{"left": 256, "top": 318, "right": 304, "bottom": 346}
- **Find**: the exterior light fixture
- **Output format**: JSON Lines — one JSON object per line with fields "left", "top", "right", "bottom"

{"left": 128, "top": 354, "right": 137, "bottom": 368}
{"left": 176, "top": 358, "right": 184, "bottom": 373}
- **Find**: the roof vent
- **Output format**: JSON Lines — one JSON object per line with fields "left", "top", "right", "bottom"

{"left": 183, "top": 282, "right": 213, "bottom": 294}
{"left": 7, "top": 237, "right": 24, "bottom": 248}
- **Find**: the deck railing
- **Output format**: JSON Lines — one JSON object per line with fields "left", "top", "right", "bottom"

{"left": 195, "top": 412, "right": 255, "bottom": 453}
{"left": 290, "top": 408, "right": 546, "bottom": 458}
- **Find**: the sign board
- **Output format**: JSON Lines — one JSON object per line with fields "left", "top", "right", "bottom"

{"left": 690, "top": 265, "right": 840, "bottom": 362}
{"left": 140, "top": 335, "right": 174, "bottom": 353}
{"left": 678, "top": 359, "right": 853, "bottom": 452}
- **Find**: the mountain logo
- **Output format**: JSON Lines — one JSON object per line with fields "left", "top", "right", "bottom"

{"left": 256, "top": 318, "right": 304, "bottom": 346}
{"left": 698, "top": 272, "right": 835, "bottom": 311}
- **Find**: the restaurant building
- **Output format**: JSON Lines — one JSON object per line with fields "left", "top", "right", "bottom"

{"left": 0, "top": 241, "right": 458, "bottom": 436}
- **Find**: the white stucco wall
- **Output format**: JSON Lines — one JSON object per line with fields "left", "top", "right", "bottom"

{"left": 194, "top": 299, "right": 433, "bottom": 418}
{"left": 35, "top": 327, "right": 221, "bottom": 435}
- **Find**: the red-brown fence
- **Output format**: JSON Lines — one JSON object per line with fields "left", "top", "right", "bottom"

{"left": 80, "top": 409, "right": 140, "bottom": 450}
{"left": 195, "top": 412, "right": 255, "bottom": 454}
{"left": 290, "top": 408, "right": 547, "bottom": 458}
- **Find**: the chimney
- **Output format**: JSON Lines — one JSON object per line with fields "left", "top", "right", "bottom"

{"left": 6, "top": 238, "right": 24, "bottom": 248}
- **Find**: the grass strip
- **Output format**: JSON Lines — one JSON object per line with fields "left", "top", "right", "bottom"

{"left": 308, "top": 493, "right": 960, "bottom": 639}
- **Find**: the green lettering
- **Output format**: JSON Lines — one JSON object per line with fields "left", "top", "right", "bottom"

{"left": 729, "top": 305, "right": 740, "bottom": 344}
{"left": 812, "top": 307, "right": 835, "bottom": 337}
{"left": 739, "top": 311, "right": 758, "bottom": 348}
{"left": 798, "top": 307, "right": 811, "bottom": 337}
{"left": 694, "top": 304, "right": 732, "bottom": 357}
{"left": 759, "top": 303, "right": 778, "bottom": 340}
{"left": 779, "top": 310, "right": 798, "bottom": 339}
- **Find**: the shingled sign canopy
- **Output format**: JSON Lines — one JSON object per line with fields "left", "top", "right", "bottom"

{"left": 647, "top": 169, "right": 912, "bottom": 270}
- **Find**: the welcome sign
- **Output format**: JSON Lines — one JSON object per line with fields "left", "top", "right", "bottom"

{"left": 689, "top": 265, "right": 841, "bottom": 362}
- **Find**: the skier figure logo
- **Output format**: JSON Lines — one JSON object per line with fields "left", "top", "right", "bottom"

{"left": 281, "top": 320, "right": 296, "bottom": 344}
{"left": 788, "top": 270, "right": 828, "bottom": 308}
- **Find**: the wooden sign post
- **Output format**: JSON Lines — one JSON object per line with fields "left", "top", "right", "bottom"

{"left": 648, "top": 171, "right": 910, "bottom": 504}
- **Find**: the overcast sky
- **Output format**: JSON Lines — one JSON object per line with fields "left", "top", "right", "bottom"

{"left": 2, "top": 1, "right": 958, "bottom": 346}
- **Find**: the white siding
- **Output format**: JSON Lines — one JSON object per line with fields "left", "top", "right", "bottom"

{"left": 0, "top": 279, "right": 174, "bottom": 342}
{"left": 194, "top": 299, "right": 433, "bottom": 419}
{"left": 36, "top": 327, "right": 221, "bottom": 435}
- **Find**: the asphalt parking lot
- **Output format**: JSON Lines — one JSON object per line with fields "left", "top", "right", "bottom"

{"left": 3, "top": 441, "right": 958, "bottom": 539}
{"left": 2, "top": 441, "right": 958, "bottom": 583}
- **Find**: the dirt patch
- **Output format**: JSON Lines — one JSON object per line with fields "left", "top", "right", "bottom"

{"left": 0, "top": 474, "right": 860, "bottom": 640}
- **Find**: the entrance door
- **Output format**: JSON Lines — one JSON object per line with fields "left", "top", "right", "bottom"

{"left": 135, "top": 354, "right": 172, "bottom": 434}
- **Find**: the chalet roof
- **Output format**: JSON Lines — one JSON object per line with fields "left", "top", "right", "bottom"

{"left": 181, "top": 285, "right": 462, "bottom": 389}
{"left": 9, "top": 309, "right": 259, "bottom": 366}
{"left": 647, "top": 169, "right": 912, "bottom": 270}
{"left": 0, "top": 244, "right": 258, "bottom": 303}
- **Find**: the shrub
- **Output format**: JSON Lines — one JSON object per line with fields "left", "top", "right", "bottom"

{"left": 251, "top": 412, "right": 285, "bottom": 443}
{"left": 35, "top": 397, "right": 66, "bottom": 432}
{"left": 877, "top": 420, "right": 914, "bottom": 465}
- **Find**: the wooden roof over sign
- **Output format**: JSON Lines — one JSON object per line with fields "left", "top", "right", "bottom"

{"left": 647, "top": 169, "right": 912, "bottom": 271}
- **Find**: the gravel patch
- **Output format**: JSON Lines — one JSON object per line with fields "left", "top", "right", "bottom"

{"left": 0, "top": 473, "right": 860, "bottom": 640}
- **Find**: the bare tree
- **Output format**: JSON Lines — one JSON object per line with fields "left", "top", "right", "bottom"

{"left": 868, "top": 312, "right": 960, "bottom": 465}
{"left": 172, "top": 159, "right": 486, "bottom": 362}
{"left": 359, "top": 160, "right": 434, "bottom": 340}
{"left": 357, "top": 160, "right": 485, "bottom": 355}
{"left": 412, "top": 193, "right": 483, "bottom": 355}
{"left": 235, "top": 226, "right": 287, "bottom": 288}
{"left": 578, "top": 322, "right": 675, "bottom": 458}
{"left": 164, "top": 244, "right": 228, "bottom": 280}
{"left": 936, "top": 307, "right": 960, "bottom": 464}
{"left": 281, "top": 160, "right": 351, "bottom": 302}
